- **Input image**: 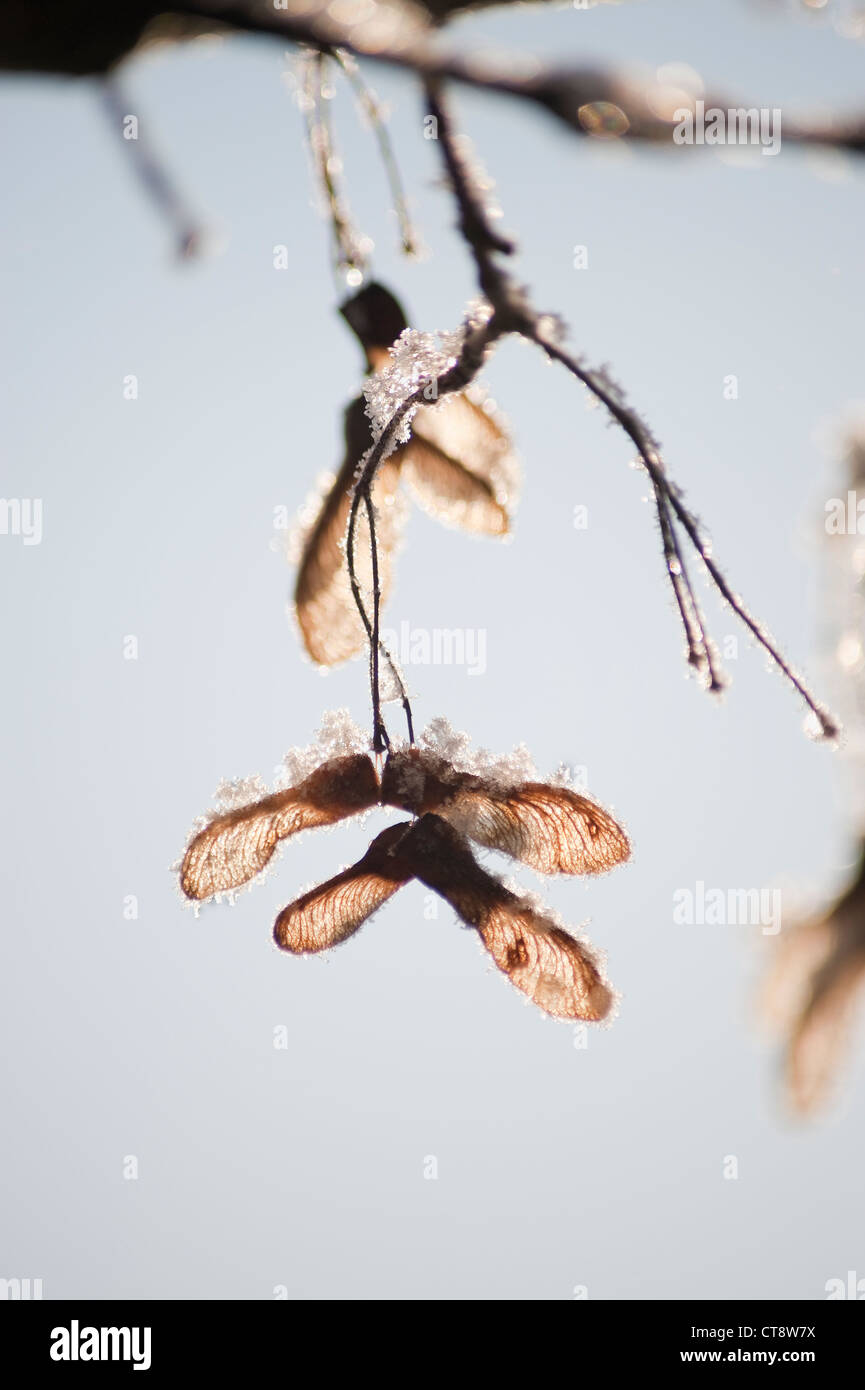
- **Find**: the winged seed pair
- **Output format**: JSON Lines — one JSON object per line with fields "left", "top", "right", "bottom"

{"left": 180, "top": 735, "right": 630, "bottom": 1022}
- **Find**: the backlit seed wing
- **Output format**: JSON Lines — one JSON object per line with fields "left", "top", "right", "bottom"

{"left": 766, "top": 848, "right": 865, "bottom": 1112}
{"left": 180, "top": 753, "right": 380, "bottom": 901}
{"left": 400, "top": 438, "right": 509, "bottom": 535}
{"left": 474, "top": 900, "right": 614, "bottom": 1022}
{"left": 402, "top": 390, "right": 518, "bottom": 536}
{"left": 294, "top": 395, "right": 404, "bottom": 666}
{"left": 405, "top": 813, "right": 614, "bottom": 1021}
{"left": 787, "top": 951, "right": 865, "bottom": 1114}
{"left": 445, "top": 782, "right": 631, "bottom": 875}
{"left": 274, "top": 822, "right": 415, "bottom": 953}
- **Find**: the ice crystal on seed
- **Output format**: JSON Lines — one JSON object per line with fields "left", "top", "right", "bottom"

{"left": 362, "top": 301, "right": 494, "bottom": 445}
{"left": 418, "top": 716, "right": 537, "bottom": 790}
{"left": 284, "top": 470, "right": 339, "bottom": 567}
{"left": 276, "top": 709, "right": 369, "bottom": 789}
{"left": 213, "top": 774, "right": 269, "bottom": 814}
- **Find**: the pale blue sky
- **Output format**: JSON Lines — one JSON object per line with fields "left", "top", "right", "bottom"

{"left": 2, "top": 0, "right": 865, "bottom": 1299}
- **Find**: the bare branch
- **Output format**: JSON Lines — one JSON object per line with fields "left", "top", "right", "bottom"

{"left": 181, "top": 0, "right": 865, "bottom": 160}
{"left": 100, "top": 77, "right": 202, "bottom": 257}
{"left": 332, "top": 48, "right": 420, "bottom": 259}
{"left": 419, "top": 80, "right": 838, "bottom": 737}
{"left": 300, "top": 50, "right": 369, "bottom": 287}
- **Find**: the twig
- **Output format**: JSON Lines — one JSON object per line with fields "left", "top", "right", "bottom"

{"left": 342, "top": 423, "right": 418, "bottom": 748}
{"left": 332, "top": 48, "right": 419, "bottom": 259}
{"left": 362, "top": 490, "right": 388, "bottom": 751}
{"left": 101, "top": 78, "right": 202, "bottom": 257}
{"left": 301, "top": 50, "right": 368, "bottom": 287}
{"left": 183, "top": 0, "right": 865, "bottom": 161}
{"left": 345, "top": 325, "right": 499, "bottom": 747}
{"left": 403, "top": 81, "right": 838, "bottom": 737}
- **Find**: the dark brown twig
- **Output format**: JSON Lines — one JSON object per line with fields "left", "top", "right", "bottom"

{"left": 101, "top": 77, "right": 202, "bottom": 257}
{"left": 179, "top": 0, "right": 865, "bottom": 162}
{"left": 375, "top": 80, "right": 837, "bottom": 738}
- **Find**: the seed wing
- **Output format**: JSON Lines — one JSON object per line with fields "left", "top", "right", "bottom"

{"left": 293, "top": 397, "right": 405, "bottom": 666}
{"left": 274, "top": 822, "right": 415, "bottom": 953}
{"left": 180, "top": 753, "right": 379, "bottom": 901}
{"left": 445, "top": 781, "right": 630, "bottom": 876}
{"left": 406, "top": 813, "right": 614, "bottom": 1020}
{"left": 402, "top": 391, "right": 517, "bottom": 536}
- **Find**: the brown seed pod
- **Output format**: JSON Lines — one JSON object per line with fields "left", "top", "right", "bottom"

{"left": 766, "top": 846, "right": 865, "bottom": 1112}
{"left": 293, "top": 282, "right": 517, "bottom": 667}
{"left": 381, "top": 746, "right": 630, "bottom": 875}
{"left": 401, "top": 390, "right": 516, "bottom": 537}
{"left": 273, "top": 821, "right": 415, "bottom": 953}
{"left": 180, "top": 753, "right": 380, "bottom": 901}
{"left": 406, "top": 814, "right": 614, "bottom": 1020}
{"left": 294, "top": 397, "right": 404, "bottom": 667}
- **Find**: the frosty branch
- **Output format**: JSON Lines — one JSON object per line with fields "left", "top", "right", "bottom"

{"left": 345, "top": 305, "right": 500, "bottom": 749}
{"left": 172, "top": 3, "right": 841, "bottom": 1034}
{"left": 340, "top": 77, "right": 837, "bottom": 740}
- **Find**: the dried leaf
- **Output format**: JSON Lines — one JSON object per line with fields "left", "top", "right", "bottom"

{"left": 381, "top": 746, "right": 630, "bottom": 874}
{"left": 405, "top": 813, "right": 614, "bottom": 1020}
{"left": 294, "top": 397, "right": 404, "bottom": 666}
{"left": 180, "top": 753, "right": 379, "bottom": 900}
{"left": 273, "top": 821, "right": 414, "bottom": 952}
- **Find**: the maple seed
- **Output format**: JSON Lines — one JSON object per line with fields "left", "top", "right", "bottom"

{"left": 293, "top": 281, "right": 518, "bottom": 668}
{"left": 406, "top": 814, "right": 614, "bottom": 1021}
{"left": 271, "top": 811, "right": 614, "bottom": 1023}
{"left": 179, "top": 717, "right": 624, "bottom": 1022}
{"left": 381, "top": 746, "right": 630, "bottom": 875}
{"left": 274, "top": 822, "right": 415, "bottom": 953}
{"left": 765, "top": 841, "right": 865, "bottom": 1113}
{"left": 180, "top": 753, "right": 379, "bottom": 901}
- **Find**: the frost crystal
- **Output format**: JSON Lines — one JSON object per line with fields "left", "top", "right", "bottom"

{"left": 418, "top": 716, "right": 538, "bottom": 790}
{"left": 214, "top": 775, "right": 269, "bottom": 813}
{"left": 378, "top": 646, "right": 409, "bottom": 705}
{"left": 362, "top": 300, "right": 493, "bottom": 446}
{"left": 276, "top": 709, "right": 369, "bottom": 788}
{"left": 283, "top": 469, "right": 339, "bottom": 566}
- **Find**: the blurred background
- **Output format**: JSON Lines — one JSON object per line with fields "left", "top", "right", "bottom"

{"left": 2, "top": 0, "right": 864, "bottom": 1299}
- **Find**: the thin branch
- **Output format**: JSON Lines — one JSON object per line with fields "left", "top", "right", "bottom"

{"left": 362, "top": 489, "right": 388, "bottom": 751}
{"left": 342, "top": 419, "right": 417, "bottom": 748}
{"left": 652, "top": 479, "right": 723, "bottom": 688}
{"left": 301, "top": 50, "right": 369, "bottom": 287}
{"left": 416, "top": 80, "right": 838, "bottom": 737}
{"left": 345, "top": 322, "right": 499, "bottom": 747}
{"left": 183, "top": 0, "right": 865, "bottom": 160}
{"left": 332, "top": 48, "right": 420, "bottom": 259}
{"left": 101, "top": 78, "right": 202, "bottom": 257}
{"left": 537, "top": 333, "right": 838, "bottom": 728}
